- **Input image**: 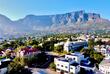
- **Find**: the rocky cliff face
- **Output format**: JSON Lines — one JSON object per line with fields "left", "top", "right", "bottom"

{"left": 0, "top": 10, "right": 110, "bottom": 35}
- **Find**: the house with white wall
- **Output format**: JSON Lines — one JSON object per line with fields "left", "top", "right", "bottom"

{"left": 54, "top": 58, "right": 80, "bottom": 74}
{"left": 100, "top": 47, "right": 107, "bottom": 54}
{"left": 65, "top": 52, "right": 84, "bottom": 63}
{"left": 64, "top": 39, "right": 87, "bottom": 52}
{"left": 54, "top": 42, "right": 64, "bottom": 47}
{"left": 54, "top": 52, "right": 84, "bottom": 74}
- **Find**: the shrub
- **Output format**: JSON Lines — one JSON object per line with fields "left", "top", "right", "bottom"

{"left": 49, "top": 62, "right": 56, "bottom": 70}
{"left": 7, "top": 62, "right": 24, "bottom": 74}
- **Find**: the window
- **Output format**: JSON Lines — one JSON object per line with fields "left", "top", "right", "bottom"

{"left": 71, "top": 67, "right": 73, "bottom": 69}
{"left": 76, "top": 67, "right": 77, "bottom": 69}
{"left": 64, "top": 71, "right": 68, "bottom": 73}
{"left": 65, "top": 66, "right": 68, "bottom": 68}
{"left": 73, "top": 58, "right": 75, "bottom": 60}
{"left": 61, "top": 65, "right": 63, "bottom": 67}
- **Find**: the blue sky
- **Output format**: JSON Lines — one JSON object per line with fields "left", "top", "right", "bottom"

{"left": 0, "top": 0, "right": 109, "bottom": 20}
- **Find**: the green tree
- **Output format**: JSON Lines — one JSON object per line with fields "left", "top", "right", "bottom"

{"left": 14, "top": 57, "right": 25, "bottom": 66}
{"left": 7, "top": 61, "right": 24, "bottom": 74}
{"left": 54, "top": 45, "right": 63, "bottom": 53}
{"left": 93, "top": 52, "right": 104, "bottom": 63}
{"left": 7, "top": 57, "right": 27, "bottom": 74}
{"left": 88, "top": 39, "right": 94, "bottom": 49}
{"left": 32, "top": 45, "right": 38, "bottom": 48}
{"left": 15, "top": 46, "right": 26, "bottom": 53}
{"left": 32, "top": 44, "right": 42, "bottom": 50}
{"left": 24, "top": 52, "right": 47, "bottom": 67}
{"left": 24, "top": 55, "right": 38, "bottom": 67}
{"left": 2, "top": 43, "right": 10, "bottom": 49}
{"left": 42, "top": 41, "right": 54, "bottom": 51}
{"left": 26, "top": 40, "right": 38, "bottom": 46}
{"left": 7, "top": 61, "right": 32, "bottom": 74}
{"left": 95, "top": 39, "right": 103, "bottom": 45}
{"left": 5, "top": 49, "right": 11, "bottom": 58}
{"left": 49, "top": 62, "right": 56, "bottom": 70}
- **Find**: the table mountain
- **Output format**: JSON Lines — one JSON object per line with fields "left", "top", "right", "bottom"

{"left": 0, "top": 10, "right": 110, "bottom": 35}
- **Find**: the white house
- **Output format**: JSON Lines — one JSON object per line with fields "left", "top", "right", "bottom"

{"left": 99, "top": 45, "right": 110, "bottom": 56}
{"left": 54, "top": 42, "right": 64, "bottom": 47}
{"left": 64, "top": 39, "right": 87, "bottom": 52}
{"left": 94, "top": 45, "right": 110, "bottom": 56}
{"left": 54, "top": 52, "right": 84, "bottom": 74}
{"left": 64, "top": 39, "right": 72, "bottom": 52}
{"left": 100, "top": 47, "right": 107, "bottom": 54}
{"left": 70, "top": 63, "right": 80, "bottom": 74}
{"left": 54, "top": 58, "right": 80, "bottom": 74}
{"left": 77, "top": 34, "right": 90, "bottom": 42}
{"left": 65, "top": 52, "right": 84, "bottom": 63}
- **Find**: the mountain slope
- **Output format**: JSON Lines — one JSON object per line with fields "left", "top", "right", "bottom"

{"left": 0, "top": 10, "right": 110, "bottom": 35}
{"left": 0, "top": 14, "right": 17, "bottom": 35}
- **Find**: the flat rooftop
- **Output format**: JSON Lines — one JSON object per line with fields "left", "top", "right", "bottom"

{"left": 56, "top": 57, "right": 73, "bottom": 62}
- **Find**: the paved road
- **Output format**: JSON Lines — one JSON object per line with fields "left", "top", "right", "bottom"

{"left": 31, "top": 68, "right": 58, "bottom": 74}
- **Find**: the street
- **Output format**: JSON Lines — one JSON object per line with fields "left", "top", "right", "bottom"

{"left": 31, "top": 68, "right": 58, "bottom": 74}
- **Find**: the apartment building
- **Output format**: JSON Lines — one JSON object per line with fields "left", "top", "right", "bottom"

{"left": 54, "top": 52, "right": 84, "bottom": 74}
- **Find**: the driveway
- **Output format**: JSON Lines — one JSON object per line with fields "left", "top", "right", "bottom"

{"left": 31, "top": 68, "right": 58, "bottom": 74}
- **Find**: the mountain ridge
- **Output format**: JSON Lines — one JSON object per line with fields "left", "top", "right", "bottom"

{"left": 0, "top": 10, "right": 110, "bottom": 36}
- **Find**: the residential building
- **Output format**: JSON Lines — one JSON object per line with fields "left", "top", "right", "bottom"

{"left": 16, "top": 46, "right": 38, "bottom": 57}
{"left": 77, "top": 34, "right": 90, "bottom": 42}
{"left": 94, "top": 45, "right": 110, "bottom": 56}
{"left": 100, "top": 47, "right": 107, "bottom": 54}
{"left": 64, "top": 39, "right": 87, "bottom": 52}
{"left": 54, "top": 52, "right": 84, "bottom": 74}
{"left": 54, "top": 42, "right": 64, "bottom": 47}
{"left": 54, "top": 58, "right": 80, "bottom": 74}
{"left": 65, "top": 52, "right": 84, "bottom": 63}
